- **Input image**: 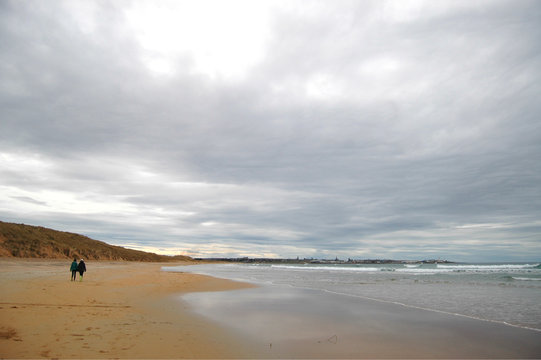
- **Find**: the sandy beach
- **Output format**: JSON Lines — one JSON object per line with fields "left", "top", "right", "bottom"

{"left": 2, "top": 259, "right": 540, "bottom": 359}
{"left": 0, "top": 259, "right": 256, "bottom": 359}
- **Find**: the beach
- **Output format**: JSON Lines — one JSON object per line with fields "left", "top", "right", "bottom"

{"left": 2, "top": 259, "right": 540, "bottom": 359}
{"left": 0, "top": 259, "right": 255, "bottom": 359}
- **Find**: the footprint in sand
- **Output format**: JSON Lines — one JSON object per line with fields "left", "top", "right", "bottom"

{"left": 0, "top": 327, "right": 21, "bottom": 341}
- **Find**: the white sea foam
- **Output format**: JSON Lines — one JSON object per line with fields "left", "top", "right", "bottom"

{"left": 270, "top": 263, "right": 541, "bottom": 274}
{"left": 512, "top": 277, "right": 541, "bottom": 281}
{"left": 437, "top": 263, "right": 540, "bottom": 270}
{"left": 270, "top": 265, "right": 381, "bottom": 272}
{"left": 395, "top": 268, "right": 450, "bottom": 273}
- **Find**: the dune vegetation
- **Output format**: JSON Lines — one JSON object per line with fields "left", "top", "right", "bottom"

{"left": 0, "top": 221, "right": 191, "bottom": 262}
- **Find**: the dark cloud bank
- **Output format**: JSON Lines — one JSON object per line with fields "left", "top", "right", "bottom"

{"left": 1, "top": 0, "right": 540, "bottom": 261}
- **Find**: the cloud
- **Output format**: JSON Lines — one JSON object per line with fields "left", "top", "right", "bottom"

{"left": 1, "top": 0, "right": 540, "bottom": 261}
{"left": 10, "top": 196, "right": 48, "bottom": 207}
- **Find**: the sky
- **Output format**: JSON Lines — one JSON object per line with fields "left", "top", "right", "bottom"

{"left": 1, "top": 0, "right": 540, "bottom": 262}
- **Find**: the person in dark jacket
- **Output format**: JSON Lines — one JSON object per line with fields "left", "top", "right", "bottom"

{"left": 70, "top": 258, "right": 78, "bottom": 281}
{"left": 77, "top": 259, "right": 86, "bottom": 282}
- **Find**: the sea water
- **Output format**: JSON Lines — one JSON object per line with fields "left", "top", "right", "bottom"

{"left": 163, "top": 262, "right": 541, "bottom": 331}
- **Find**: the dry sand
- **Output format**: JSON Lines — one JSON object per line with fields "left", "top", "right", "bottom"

{"left": 0, "top": 259, "right": 256, "bottom": 359}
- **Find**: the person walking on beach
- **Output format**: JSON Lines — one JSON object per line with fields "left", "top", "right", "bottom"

{"left": 77, "top": 259, "right": 86, "bottom": 282}
{"left": 70, "top": 258, "right": 78, "bottom": 281}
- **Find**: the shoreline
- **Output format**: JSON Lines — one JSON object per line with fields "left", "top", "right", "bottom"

{"left": 0, "top": 259, "right": 257, "bottom": 359}
{"left": 183, "top": 283, "right": 541, "bottom": 359}
{"left": 177, "top": 263, "right": 541, "bottom": 359}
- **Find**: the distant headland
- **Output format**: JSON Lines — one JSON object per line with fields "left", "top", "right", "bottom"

{"left": 196, "top": 257, "right": 454, "bottom": 264}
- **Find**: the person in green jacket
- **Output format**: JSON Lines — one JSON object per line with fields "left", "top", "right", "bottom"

{"left": 70, "top": 258, "right": 78, "bottom": 281}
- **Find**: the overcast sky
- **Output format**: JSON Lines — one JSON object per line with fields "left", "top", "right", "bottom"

{"left": 1, "top": 0, "right": 540, "bottom": 261}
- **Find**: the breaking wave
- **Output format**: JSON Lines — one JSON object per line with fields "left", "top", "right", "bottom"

{"left": 270, "top": 265, "right": 381, "bottom": 272}
{"left": 512, "top": 277, "right": 541, "bottom": 281}
{"left": 268, "top": 263, "right": 541, "bottom": 275}
{"left": 437, "top": 264, "right": 540, "bottom": 270}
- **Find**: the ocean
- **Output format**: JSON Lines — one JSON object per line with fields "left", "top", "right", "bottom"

{"left": 164, "top": 262, "right": 541, "bottom": 331}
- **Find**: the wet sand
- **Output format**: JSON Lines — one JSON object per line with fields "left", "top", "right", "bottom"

{"left": 183, "top": 285, "right": 541, "bottom": 358}
{"left": 0, "top": 259, "right": 256, "bottom": 359}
